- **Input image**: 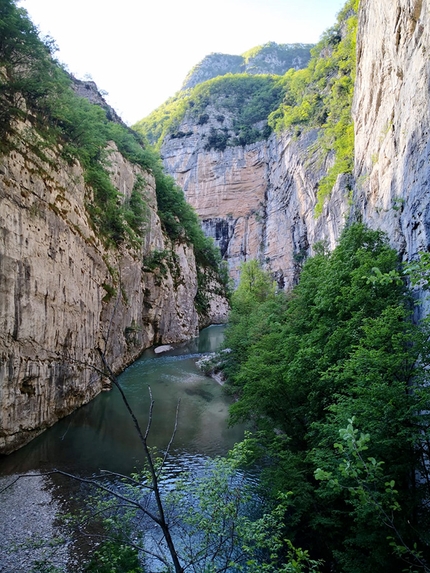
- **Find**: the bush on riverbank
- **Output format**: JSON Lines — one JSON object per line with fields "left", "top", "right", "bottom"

{"left": 222, "top": 223, "right": 430, "bottom": 572}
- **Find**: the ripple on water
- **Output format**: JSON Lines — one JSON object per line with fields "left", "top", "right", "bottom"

{"left": 0, "top": 325, "right": 248, "bottom": 571}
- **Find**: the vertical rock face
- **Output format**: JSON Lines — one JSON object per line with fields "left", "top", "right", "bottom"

{"left": 353, "top": 0, "right": 430, "bottom": 258}
{"left": 161, "top": 0, "right": 430, "bottom": 291}
{"left": 161, "top": 117, "right": 351, "bottom": 290}
{"left": 0, "top": 129, "right": 217, "bottom": 454}
{"left": 163, "top": 131, "right": 269, "bottom": 284}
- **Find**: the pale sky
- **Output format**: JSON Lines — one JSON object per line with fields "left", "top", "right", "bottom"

{"left": 20, "top": 0, "right": 346, "bottom": 125}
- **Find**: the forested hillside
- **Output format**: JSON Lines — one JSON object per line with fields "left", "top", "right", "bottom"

{"left": 182, "top": 42, "right": 313, "bottom": 89}
{"left": 134, "top": 0, "right": 357, "bottom": 215}
{"left": 132, "top": 0, "right": 359, "bottom": 287}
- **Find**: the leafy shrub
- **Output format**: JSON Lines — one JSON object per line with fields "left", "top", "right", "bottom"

{"left": 204, "top": 127, "right": 229, "bottom": 151}
{"left": 84, "top": 540, "right": 143, "bottom": 573}
{"left": 134, "top": 74, "right": 285, "bottom": 149}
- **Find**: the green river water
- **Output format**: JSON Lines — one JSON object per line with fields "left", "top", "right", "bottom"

{"left": 0, "top": 325, "right": 248, "bottom": 572}
{"left": 0, "top": 325, "right": 244, "bottom": 478}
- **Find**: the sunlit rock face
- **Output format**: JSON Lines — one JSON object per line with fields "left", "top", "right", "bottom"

{"left": 0, "top": 129, "right": 224, "bottom": 454}
{"left": 162, "top": 0, "right": 430, "bottom": 292}
{"left": 163, "top": 129, "right": 268, "bottom": 284}
{"left": 352, "top": 0, "right": 430, "bottom": 260}
{"left": 161, "top": 112, "right": 351, "bottom": 289}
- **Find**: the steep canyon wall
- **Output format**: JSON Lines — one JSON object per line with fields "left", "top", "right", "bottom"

{"left": 161, "top": 0, "right": 430, "bottom": 289}
{"left": 353, "top": 0, "right": 430, "bottom": 258}
{"left": 161, "top": 110, "right": 351, "bottom": 290}
{"left": 0, "top": 126, "right": 225, "bottom": 454}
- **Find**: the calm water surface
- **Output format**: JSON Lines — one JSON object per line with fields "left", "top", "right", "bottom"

{"left": 0, "top": 325, "right": 244, "bottom": 478}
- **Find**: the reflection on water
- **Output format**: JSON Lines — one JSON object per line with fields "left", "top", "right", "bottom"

{"left": 0, "top": 325, "right": 244, "bottom": 477}
{"left": 0, "top": 325, "right": 250, "bottom": 572}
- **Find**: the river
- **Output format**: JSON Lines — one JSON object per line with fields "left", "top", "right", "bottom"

{"left": 0, "top": 324, "right": 246, "bottom": 572}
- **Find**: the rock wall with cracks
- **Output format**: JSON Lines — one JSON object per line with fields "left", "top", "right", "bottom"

{"left": 161, "top": 0, "right": 430, "bottom": 292}
{"left": 352, "top": 0, "right": 430, "bottom": 259}
{"left": 161, "top": 115, "right": 351, "bottom": 290}
{"left": 0, "top": 128, "right": 226, "bottom": 454}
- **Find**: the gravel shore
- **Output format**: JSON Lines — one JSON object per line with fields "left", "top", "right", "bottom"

{"left": 0, "top": 473, "right": 71, "bottom": 573}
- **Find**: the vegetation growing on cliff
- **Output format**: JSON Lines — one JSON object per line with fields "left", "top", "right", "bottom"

{"left": 181, "top": 43, "right": 313, "bottom": 91}
{"left": 241, "top": 42, "right": 313, "bottom": 75}
{"left": 0, "top": 0, "right": 227, "bottom": 291}
{"left": 133, "top": 74, "right": 286, "bottom": 150}
{"left": 134, "top": 0, "right": 357, "bottom": 216}
{"left": 222, "top": 223, "right": 430, "bottom": 572}
{"left": 268, "top": 0, "right": 358, "bottom": 215}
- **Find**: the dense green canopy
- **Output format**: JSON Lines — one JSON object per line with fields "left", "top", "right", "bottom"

{"left": 223, "top": 223, "right": 430, "bottom": 572}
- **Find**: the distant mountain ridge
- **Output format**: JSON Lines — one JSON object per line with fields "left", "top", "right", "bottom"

{"left": 181, "top": 42, "right": 313, "bottom": 90}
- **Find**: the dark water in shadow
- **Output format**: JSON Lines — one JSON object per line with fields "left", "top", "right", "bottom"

{"left": 0, "top": 326, "right": 253, "bottom": 572}
{"left": 0, "top": 325, "right": 244, "bottom": 478}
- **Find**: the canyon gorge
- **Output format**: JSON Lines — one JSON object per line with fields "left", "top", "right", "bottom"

{"left": 139, "top": 0, "right": 429, "bottom": 293}
{"left": 1, "top": 0, "right": 429, "bottom": 454}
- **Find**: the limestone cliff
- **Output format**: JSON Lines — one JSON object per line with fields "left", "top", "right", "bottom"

{"left": 0, "top": 123, "right": 227, "bottom": 454}
{"left": 0, "top": 0, "right": 233, "bottom": 454}
{"left": 352, "top": 0, "right": 430, "bottom": 259}
{"left": 150, "top": 0, "right": 429, "bottom": 292}
{"left": 161, "top": 120, "right": 349, "bottom": 289}
{"left": 136, "top": 4, "right": 356, "bottom": 287}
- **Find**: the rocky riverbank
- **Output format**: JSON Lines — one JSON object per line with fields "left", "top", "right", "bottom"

{"left": 0, "top": 474, "right": 71, "bottom": 573}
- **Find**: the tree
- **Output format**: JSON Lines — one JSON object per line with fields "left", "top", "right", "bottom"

{"left": 223, "top": 224, "right": 430, "bottom": 572}
{"left": 222, "top": 260, "right": 281, "bottom": 386}
{"left": 1, "top": 278, "right": 317, "bottom": 573}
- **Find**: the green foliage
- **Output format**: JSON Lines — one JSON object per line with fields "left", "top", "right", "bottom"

{"left": 132, "top": 92, "right": 190, "bottom": 150}
{"left": 0, "top": 0, "right": 59, "bottom": 144}
{"left": 168, "top": 454, "right": 322, "bottom": 573}
{"left": 0, "top": 0, "right": 148, "bottom": 245}
{"left": 84, "top": 541, "right": 144, "bottom": 573}
{"left": 134, "top": 74, "right": 286, "bottom": 149}
{"left": 77, "top": 450, "right": 320, "bottom": 572}
{"left": 204, "top": 126, "right": 230, "bottom": 151}
{"left": 268, "top": 0, "right": 358, "bottom": 215}
{"left": 315, "top": 419, "right": 430, "bottom": 573}
{"left": 101, "top": 282, "right": 117, "bottom": 303}
{"left": 134, "top": 0, "right": 358, "bottom": 214}
{"left": 222, "top": 261, "right": 281, "bottom": 385}
{"left": 123, "top": 175, "right": 149, "bottom": 236}
{"left": 233, "top": 259, "right": 276, "bottom": 309}
{"left": 223, "top": 224, "right": 430, "bottom": 571}
{"left": 404, "top": 252, "right": 430, "bottom": 292}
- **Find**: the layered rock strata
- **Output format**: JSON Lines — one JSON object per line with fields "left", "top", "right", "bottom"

{"left": 161, "top": 0, "right": 430, "bottom": 291}
{"left": 0, "top": 127, "right": 222, "bottom": 454}
{"left": 161, "top": 116, "right": 350, "bottom": 289}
